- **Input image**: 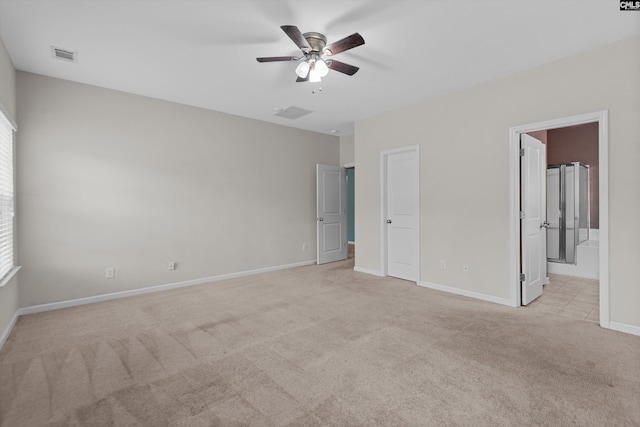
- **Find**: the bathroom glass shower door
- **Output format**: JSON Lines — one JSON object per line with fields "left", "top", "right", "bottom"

{"left": 546, "top": 163, "right": 589, "bottom": 265}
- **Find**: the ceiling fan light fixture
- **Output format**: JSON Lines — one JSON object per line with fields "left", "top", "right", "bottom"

{"left": 309, "top": 67, "right": 322, "bottom": 83}
{"left": 295, "top": 61, "right": 310, "bottom": 78}
{"left": 315, "top": 59, "right": 329, "bottom": 77}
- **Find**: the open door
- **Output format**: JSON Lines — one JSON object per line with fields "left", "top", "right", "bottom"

{"left": 521, "top": 134, "right": 547, "bottom": 305}
{"left": 316, "top": 164, "right": 348, "bottom": 264}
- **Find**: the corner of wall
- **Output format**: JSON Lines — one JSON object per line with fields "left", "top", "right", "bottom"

{"left": 0, "top": 32, "right": 19, "bottom": 350}
{"left": 0, "top": 276, "right": 20, "bottom": 351}
{"left": 340, "top": 133, "right": 355, "bottom": 166}
{"left": 0, "top": 34, "right": 17, "bottom": 121}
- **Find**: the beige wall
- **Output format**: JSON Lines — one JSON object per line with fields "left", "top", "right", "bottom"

{"left": 355, "top": 35, "right": 640, "bottom": 328}
{"left": 17, "top": 72, "right": 339, "bottom": 306}
{"left": 0, "top": 36, "right": 18, "bottom": 344}
{"left": 340, "top": 134, "right": 355, "bottom": 166}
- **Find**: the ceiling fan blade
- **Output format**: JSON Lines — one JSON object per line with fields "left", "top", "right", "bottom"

{"left": 296, "top": 75, "right": 309, "bottom": 83}
{"left": 281, "top": 25, "right": 312, "bottom": 52}
{"left": 328, "top": 60, "right": 360, "bottom": 76}
{"left": 256, "top": 56, "right": 298, "bottom": 63}
{"left": 324, "top": 33, "right": 365, "bottom": 56}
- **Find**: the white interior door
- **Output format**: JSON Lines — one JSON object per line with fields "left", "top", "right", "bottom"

{"left": 521, "top": 134, "right": 547, "bottom": 305}
{"left": 317, "top": 164, "right": 347, "bottom": 264}
{"left": 384, "top": 148, "right": 419, "bottom": 281}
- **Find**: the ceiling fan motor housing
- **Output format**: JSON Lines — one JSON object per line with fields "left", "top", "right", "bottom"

{"left": 303, "top": 32, "right": 328, "bottom": 54}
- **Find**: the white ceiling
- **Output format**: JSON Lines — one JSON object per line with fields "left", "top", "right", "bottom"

{"left": 1, "top": 0, "right": 639, "bottom": 135}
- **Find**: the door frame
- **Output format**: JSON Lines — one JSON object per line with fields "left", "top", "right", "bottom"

{"left": 345, "top": 166, "right": 355, "bottom": 244}
{"left": 509, "top": 110, "right": 609, "bottom": 328}
{"left": 380, "top": 145, "right": 420, "bottom": 280}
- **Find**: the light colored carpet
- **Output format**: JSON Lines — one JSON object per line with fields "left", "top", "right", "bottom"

{"left": 1, "top": 257, "right": 639, "bottom": 426}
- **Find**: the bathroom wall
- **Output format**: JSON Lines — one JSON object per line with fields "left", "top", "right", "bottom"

{"left": 547, "top": 122, "right": 599, "bottom": 229}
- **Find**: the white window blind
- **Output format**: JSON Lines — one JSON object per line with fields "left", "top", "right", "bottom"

{"left": 0, "top": 112, "right": 15, "bottom": 281}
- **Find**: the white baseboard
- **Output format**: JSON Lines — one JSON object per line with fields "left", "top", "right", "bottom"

{"left": 547, "top": 261, "right": 599, "bottom": 280}
{"left": 17, "top": 260, "right": 316, "bottom": 317}
{"left": 418, "top": 281, "right": 513, "bottom": 307}
{"left": 8, "top": 260, "right": 640, "bottom": 344}
{"left": 0, "top": 311, "right": 19, "bottom": 351}
{"left": 608, "top": 321, "right": 640, "bottom": 337}
{"left": 353, "top": 266, "right": 384, "bottom": 277}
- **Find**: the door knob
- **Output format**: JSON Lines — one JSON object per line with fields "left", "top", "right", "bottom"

{"left": 318, "top": 217, "right": 324, "bottom": 222}
{"left": 386, "top": 219, "right": 392, "bottom": 224}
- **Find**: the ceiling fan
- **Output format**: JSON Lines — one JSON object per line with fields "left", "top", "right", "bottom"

{"left": 256, "top": 25, "right": 365, "bottom": 83}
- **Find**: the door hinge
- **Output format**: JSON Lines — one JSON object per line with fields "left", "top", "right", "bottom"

{"left": 519, "top": 148, "right": 525, "bottom": 157}
{"left": 519, "top": 211, "right": 525, "bottom": 219}
{"left": 520, "top": 273, "right": 525, "bottom": 282}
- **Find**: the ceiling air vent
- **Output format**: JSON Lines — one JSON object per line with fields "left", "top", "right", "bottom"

{"left": 273, "top": 106, "right": 312, "bottom": 120}
{"left": 51, "top": 46, "right": 78, "bottom": 63}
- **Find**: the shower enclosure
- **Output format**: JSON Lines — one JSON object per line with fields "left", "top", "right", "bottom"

{"left": 547, "top": 163, "right": 589, "bottom": 264}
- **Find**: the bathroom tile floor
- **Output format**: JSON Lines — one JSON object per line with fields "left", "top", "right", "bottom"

{"left": 527, "top": 273, "right": 600, "bottom": 323}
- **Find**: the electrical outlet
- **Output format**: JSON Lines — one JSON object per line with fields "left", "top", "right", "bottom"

{"left": 463, "top": 264, "right": 469, "bottom": 273}
{"left": 105, "top": 267, "right": 115, "bottom": 279}
{"left": 440, "top": 260, "right": 447, "bottom": 270}
{"left": 168, "top": 261, "right": 176, "bottom": 271}
{"left": 302, "top": 243, "right": 307, "bottom": 252}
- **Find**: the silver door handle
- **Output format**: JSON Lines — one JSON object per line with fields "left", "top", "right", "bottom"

{"left": 540, "top": 221, "right": 550, "bottom": 229}
{"left": 318, "top": 217, "right": 324, "bottom": 222}
{"left": 386, "top": 219, "right": 392, "bottom": 224}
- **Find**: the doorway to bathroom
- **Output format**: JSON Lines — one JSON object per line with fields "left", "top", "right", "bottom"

{"left": 532, "top": 122, "right": 600, "bottom": 280}
{"left": 509, "top": 111, "right": 609, "bottom": 328}
{"left": 533, "top": 123, "right": 600, "bottom": 324}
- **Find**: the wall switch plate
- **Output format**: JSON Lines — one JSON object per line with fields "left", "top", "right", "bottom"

{"left": 302, "top": 243, "right": 307, "bottom": 251}
{"left": 168, "top": 261, "right": 176, "bottom": 270}
{"left": 105, "top": 267, "right": 115, "bottom": 279}
{"left": 440, "top": 260, "right": 447, "bottom": 270}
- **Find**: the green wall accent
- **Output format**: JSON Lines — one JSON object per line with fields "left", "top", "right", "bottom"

{"left": 347, "top": 167, "right": 355, "bottom": 242}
